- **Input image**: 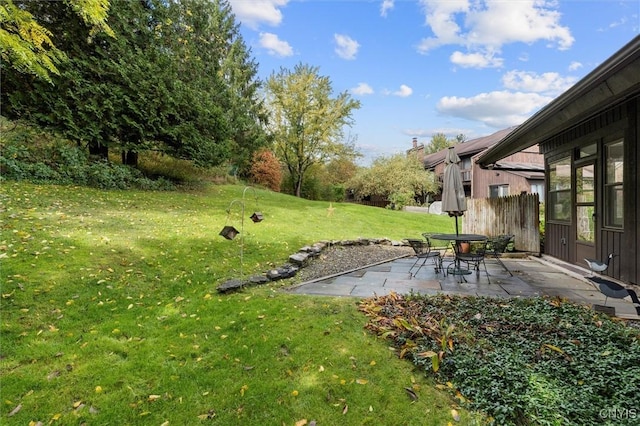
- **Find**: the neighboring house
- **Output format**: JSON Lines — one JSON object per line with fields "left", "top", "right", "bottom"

{"left": 478, "top": 35, "right": 640, "bottom": 286}
{"left": 421, "top": 128, "right": 545, "bottom": 201}
{"left": 406, "top": 137, "right": 425, "bottom": 160}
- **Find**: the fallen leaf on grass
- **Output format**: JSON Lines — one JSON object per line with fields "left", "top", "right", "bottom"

{"left": 148, "top": 394, "right": 162, "bottom": 401}
{"left": 404, "top": 387, "right": 418, "bottom": 401}
{"left": 47, "top": 370, "right": 61, "bottom": 380}
{"left": 451, "top": 408, "right": 460, "bottom": 421}
{"left": 355, "top": 378, "right": 368, "bottom": 385}
{"left": 8, "top": 403, "right": 22, "bottom": 417}
{"left": 342, "top": 404, "right": 348, "bottom": 414}
{"left": 295, "top": 419, "right": 307, "bottom": 426}
{"left": 197, "top": 409, "right": 216, "bottom": 420}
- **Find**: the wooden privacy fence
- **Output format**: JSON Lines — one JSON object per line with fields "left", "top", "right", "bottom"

{"left": 462, "top": 193, "right": 540, "bottom": 254}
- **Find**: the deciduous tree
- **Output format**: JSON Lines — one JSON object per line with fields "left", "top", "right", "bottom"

{"left": 265, "top": 63, "right": 360, "bottom": 197}
{"left": 348, "top": 154, "right": 437, "bottom": 210}
{"left": 250, "top": 149, "right": 282, "bottom": 192}
{"left": 424, "top": 132, "right": 466, "bottom": 154}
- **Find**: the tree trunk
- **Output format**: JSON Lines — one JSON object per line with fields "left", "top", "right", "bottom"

{"left": 88, "top": 142, "right": 108, "bottom": 160}
{"left": 121, "top": 150, "right": 139, "bottom": 167}
{"left": 294, "top": 175, "right": 303, "bottom": 197}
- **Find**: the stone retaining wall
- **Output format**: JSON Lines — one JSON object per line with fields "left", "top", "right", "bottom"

{"left": 217, "top": 238, "right": 405, "bottom": 293}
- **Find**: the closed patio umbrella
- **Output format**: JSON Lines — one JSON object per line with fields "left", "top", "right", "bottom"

{"left": 442, "top": 146, "right": 467, "bottom": 235}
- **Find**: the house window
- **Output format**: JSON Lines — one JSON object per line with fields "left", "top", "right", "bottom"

{"left": 579, "top": 143, "right": 597, "bottom": 158}
{"left": 530, "top": 182, "right": 545, "bottom": 202}
{"left": 548, "top": 157, "right": 571, "bottom": 221}
{"left": 489, "top": 184, "right": 509, "bottom": 198}
{"left": 605, "top": 140, "right": 623, "bottom": 228}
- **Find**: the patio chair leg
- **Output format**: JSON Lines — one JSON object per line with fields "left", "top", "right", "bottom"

{"left": 483, "top": 259, "right": 491, "bottom": 284}
{"left": 494, "top": 255, "right": 513, "bottom": 276}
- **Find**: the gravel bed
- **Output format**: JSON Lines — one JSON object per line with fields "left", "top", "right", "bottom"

{"left": 292, "top": 244, "right": 413, "bottom": 283}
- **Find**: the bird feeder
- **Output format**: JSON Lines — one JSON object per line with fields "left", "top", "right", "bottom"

{"left": 250, "top": 212, "right": 264, "bottom": 223}
{"left": 219, "top": 225, "right": 239, "bottom": 240}
{"left": 219, "top": 186, "right": 264, "bottom": 279}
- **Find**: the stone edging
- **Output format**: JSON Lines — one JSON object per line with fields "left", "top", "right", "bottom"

{"left": 217, "top": 238, "right": 406, "bottom": 293}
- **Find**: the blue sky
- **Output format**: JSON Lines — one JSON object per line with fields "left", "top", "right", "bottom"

{"left": 228, "top": 0, "right": 639, "bottom": 165}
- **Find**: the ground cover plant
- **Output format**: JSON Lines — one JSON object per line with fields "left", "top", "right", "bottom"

{"left": 1, "top": 182, "right": 481, "bottom": 425}
{"left": 360, "top": 293, "right": 640, "bottom": 425}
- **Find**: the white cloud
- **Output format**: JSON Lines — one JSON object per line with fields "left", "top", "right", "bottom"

{"left": 436, "top": 90, "right": 553, "bottom": 128}
{"left": 464, "top": 1, "right": 574, "bottom": 49}
{"left": 417, "top": 0, "right": 468, "bottom": 52}
{"left": 450, "top": 50, "right": 503, "bottom": 68}
{"left": 229, "top": 0, "right": 288, "bottom": 30}
{"left": 393, "top": 84, "right": 413, "bottom": 97}
{"left": 259, "top": 33, "right": 294, "bottom": 57}
{"left": 568, "top": 61, "right": 583, "bottom": 71}
{"left": 334, "top": 34, "right": 360, "bottom": 60}
{"left": 609, "top": 16, "right": 628, "bottom": 29}
{"left": 502, "top": 70, "right": 577, "bottom": 95}
{"left": 351, "top": 83, "right": 374, "bottom": 96}
{"left": 380, "top": 0, "right": 394, "bottom": 17}
{"left": 417, "top": 0, "right": 574, "bottom": 68}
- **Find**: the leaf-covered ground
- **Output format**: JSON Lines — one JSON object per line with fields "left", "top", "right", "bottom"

{"left": 359, "top": 293, "right": 640, "bottom": 425}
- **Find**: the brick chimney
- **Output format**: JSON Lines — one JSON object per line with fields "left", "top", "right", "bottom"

{"left": 412, "top": 137, "right": 418, "bottom": 149}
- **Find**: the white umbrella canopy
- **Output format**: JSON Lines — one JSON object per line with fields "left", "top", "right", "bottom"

{"left": 442, "top": 146, "right": 467, "bottom": 235}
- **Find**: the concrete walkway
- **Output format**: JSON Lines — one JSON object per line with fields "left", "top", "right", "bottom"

{"left": 286, "top": 254, "right": 640, "bottom": 319}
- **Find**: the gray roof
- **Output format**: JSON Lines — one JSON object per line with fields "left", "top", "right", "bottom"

{"left": 491, "top": 161, "right": 545, "bottom": 179}
{"left": 423, "top": 127, "right": 516, "bottom": 169}
{"left": 478, "top": 35, "right": 640, "bottom": 167}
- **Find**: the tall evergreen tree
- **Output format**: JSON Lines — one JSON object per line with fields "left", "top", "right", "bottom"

{"left": 1, "top": 0, "right": 266, "bottom": 168}
{"left": 0, "top": 0, "right": 112, "bottom": 82}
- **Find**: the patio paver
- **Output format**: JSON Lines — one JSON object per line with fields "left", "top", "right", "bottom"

{"left": 286, "top": 255, "right": 640, "bottom": 320}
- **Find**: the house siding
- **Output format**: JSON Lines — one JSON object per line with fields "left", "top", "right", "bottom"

{"left": 471, "top": 166, "right": 540, "bottom": 199}
{"left": 470, "top": 147, "right": 544, "bottom": 199}
{"left": 540, "top": 96, "right": 639, "bottom": 285}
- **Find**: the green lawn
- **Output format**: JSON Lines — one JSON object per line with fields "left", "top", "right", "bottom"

{"left": 1, "top": 182, "right": 480, "bottom": 425}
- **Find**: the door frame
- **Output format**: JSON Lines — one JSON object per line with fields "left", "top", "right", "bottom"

{"left": 573, "top": 158, "right": 596, "bottom": 264}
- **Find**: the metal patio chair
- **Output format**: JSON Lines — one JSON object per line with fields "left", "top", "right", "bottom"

{"left": 453, "top": 239, "right": 490, "bottom": 283}
{"left": 422, "top": 233, "right": 452, "bottom": 259}
{"left": 486, "top": 234, "right": 514, "bottom": 276}
{"left": 406, "top": 238, "right": 442, "bottom": 277}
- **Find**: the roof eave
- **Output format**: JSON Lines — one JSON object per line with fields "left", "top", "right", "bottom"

{"left": 477, "top": 35, "right": 640, "bottom": 168}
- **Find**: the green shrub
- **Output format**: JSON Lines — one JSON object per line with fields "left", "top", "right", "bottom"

{"left": 0, "top": 118, "right": 176, "bottom": 190}
{"left": 137, "top": 151, "right": 207, "bottom": 183}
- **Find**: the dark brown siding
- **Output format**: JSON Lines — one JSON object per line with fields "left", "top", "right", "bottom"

{"left": 541, "top": 96, "right": 639, "bottom": 286}
{"left": 624, "top": 97, "right": 638, "bottom": 285}
{"left": 545, "top": 223, "right": 571, "bottom": 260}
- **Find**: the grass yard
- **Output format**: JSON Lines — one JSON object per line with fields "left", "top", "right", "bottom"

{"left": 1, "top": 182, "right": 479, "bottom": 425}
